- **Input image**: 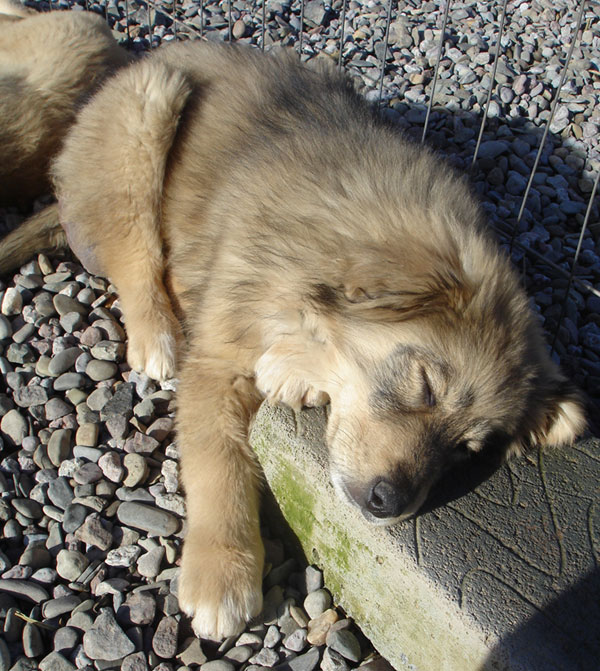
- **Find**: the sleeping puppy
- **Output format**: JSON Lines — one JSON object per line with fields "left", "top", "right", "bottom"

{"left": 0, "top": 1, "right": 129, "bottom": 204}
{"left": 0, "top": 40, "right": 585, "bottom": 639}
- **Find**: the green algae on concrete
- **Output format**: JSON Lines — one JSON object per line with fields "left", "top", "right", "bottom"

{"left": 251, "top": 403, "right": 505, "bottom": 671}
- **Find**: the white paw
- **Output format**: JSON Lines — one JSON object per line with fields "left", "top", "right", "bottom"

{"left": 128, "top": 330, "right": 177, "bottom": 381}
{"left": 179, "top": 585, "right": 263, "bottom": 641}
{"left": 178, "top": 536, "right": 264, "bottom": 640}
{"left": 255, "top": 351, "right": 328, "bottom": 411}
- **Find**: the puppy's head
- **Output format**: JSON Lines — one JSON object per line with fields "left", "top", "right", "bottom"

{"left": 308, "top": 227, "right": 585, "bottom": 525}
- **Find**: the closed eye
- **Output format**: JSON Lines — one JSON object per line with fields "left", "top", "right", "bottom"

{"left": 422, "top": 368, "right": 436, "bottom": 407}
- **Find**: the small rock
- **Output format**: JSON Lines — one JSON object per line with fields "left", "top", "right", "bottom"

{"left": 326, "top": 629, "right": 361, "bottom": 663}
{"left": 1, "top": 287, "right": 23, "bottom": 315}
{"left": 86, "top": 360, "right": 118, "bottom": 382}
{"left": 303, "top": 588, "right": 332, "bottom": 619}
{"left": 321, "top": 648, "right": 349, "bottom": 671}
{"left": 74, "top": 513, "right": 113, "bottom": 550}
{"left": 177, "top": 637, "right": 207, "bottom": 666}
{"left": 307, "top": 609, "right": 338, "bottom": 645}
{"left": 38, "top": 651, "right": 76, "bottom": 671}
{"left": 1, "top": 408, "right": 28, "bottom": 446}
{"left": 153, "top": 616, "right": 179, "bottom": 658}
{"left": 83, "top": 608, "right": 135, "bottom": 661}
{"left": 56, "top": 549, "right": 89, "bottom": 582}
{"left": 117, "top": 501, "right": 180, "bottom": 536}
{"left": 47, "top": 429, "right": 72, "bottom": 467}
{"left": 106, "top": 544, "right": 142, "bottom": 568}
{"left": 122, "top": 453, "right": 150, "bottom": 487}
{"left": 137, "top": 545, "right": 165, "bottom": 578}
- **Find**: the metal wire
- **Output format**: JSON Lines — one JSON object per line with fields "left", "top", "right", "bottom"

{"left": 261, "top": 0, "right": 265, "bottom": 50}
{"left": 421, "top": 0, "right": 452, "bottom": 143}
{"left": 299, "top": 0, "right": 305, "bottom": 56}
{"left": 550, "top": 171, "right": 600, "bottom": 353}
{"left": 510, "top": 0, "right": 588, "bottom": 250}
{"left": 338, "top": 0, "right": 348, "bottom": 68}
{"left": 472, "top": 0, "right": 509, "bottom": 166}
{"left": 377, "top": 0, "right": 394, "bottom": 106}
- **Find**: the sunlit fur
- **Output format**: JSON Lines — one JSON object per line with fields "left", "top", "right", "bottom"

{"left": 0, "top": 2, "right": 130, "bottom": 205}
{"left": 0, "top": 41, "right": 585, "bottom": 639}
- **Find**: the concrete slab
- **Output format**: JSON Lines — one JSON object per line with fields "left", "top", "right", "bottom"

{"left": 251, "top": 403, "right": 600, "bottom": 671}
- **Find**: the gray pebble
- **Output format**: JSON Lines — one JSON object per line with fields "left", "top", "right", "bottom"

{"left": 83, "top": 608, "right": 135, "bottom": 661}
{"left": 47, "top": 429, "right": 72, "bottom": 467}
{"left": 13, "top": 385, "right": 48, "bottom": 408}
{"left": 56, "top": 549, "right": 89, "bottom": 582}
{"left": 0, "top": 578, "right": 49, "bottom": 603}
{"left": 53, "top": 294, "right": 87, "bottom": 317}
{"left": 86, "top": 359, "right": 118, "bottom": 382}
{"left": 1, "top": 408, "right": 28, "bottom": 445}
{"left": 11, "top": 498, "right": 42, "bottom": 519}
{"left": 303, "top": 588, "right": 332, "bottom": 619}
{"left": 62, "top": 503, "right": 88, "bottom": 533}
{"left": 47, "top": 477, "right": 75, "bottom": 509}
{"left": 73, "top": 462, "right": 103, "bottom": 485}
{"left": 122, "top": 651, "right": 150, "bottom": 671}
{"left": 19, "top": 544, "right": 51, "bottom": 568}
{"left": 177, "top": 638, "right": 207, "bottom": 666}
{"left": 54, "top": 372, "right": 86, "bottom": 391}
{"left": 74, "top": 513, "right": 113, "bottom": 550}
{"left": 0, "top": 314, "right": 12, "bottom": 340}
{"left": 53, "top": 627, "right": 81, "bottom": 655}
{"left": 286, "top": 646, "right": 320, "bottom": 671}
{"left": 326, "top": 629, "right": 361, "bottom": 663}
{"left": 137, "top": 545, "right": 165, "bottom": 578}
{"left": 284, "top": 627, "right": 308, "bottom": 652}
{"left": 152, "top": 615, "right": 179, "bottom": 658}
{"left": 264, "top": 624, "right": 282, "bottom": 648}
{"left": 48, "top": 348, "right": 82, "bottom": 376}
{"left": 87, "top": 386, "right": 112, "bottom": 412}
{"left": 23, "top": 623, "right": 45, "bottom": 658}
{"left": 224, "top": 645, "right": 254, "bottom": 664}
{"left": 118, "top": 591, "right": 156, "bottom": 626}
{"left": 39, "top": 651, "right": 76, "bottom": 671}
{"left": 91, "top": 340, "right": 125, "bottom": 362}
{"left": 1, "top": 287, "right": 23, "bottom": 315}
{"left": 321, "top": 648, "right": 349, "bottom": 671}
{"left": 117, "top": 501, "right": 179, "bottom": 536}
{"left": 249, "top": 648, "right": 279, "bottom": 667}
{"left": 45, "top": 397, "right": 73, "bottom": 421}
{"left": 201, "top": 661, "right": 236, "bottom": 671}
{"left": 42, "top": 595, "right": 82, "bottom": 619}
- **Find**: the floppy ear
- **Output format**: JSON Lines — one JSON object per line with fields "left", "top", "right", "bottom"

{"left": 529, "top": 382, "right": 586, "bottom": 447}
{"left": 310, "top": 240, "right": 475, "bottom": 322}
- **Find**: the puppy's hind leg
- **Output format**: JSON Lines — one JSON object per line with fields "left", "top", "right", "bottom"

{"left": 53, "top": 60, "right": 193, "bottom": 380}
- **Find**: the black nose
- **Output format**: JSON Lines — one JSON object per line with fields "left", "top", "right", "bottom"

{"left": 366, "top": 479, "right": 409, "bottom": 518}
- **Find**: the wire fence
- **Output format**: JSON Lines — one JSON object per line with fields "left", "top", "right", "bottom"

{"left": 30, "top": 0, "right": 600, "bottom": 411}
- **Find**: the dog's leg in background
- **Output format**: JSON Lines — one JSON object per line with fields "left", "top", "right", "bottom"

{"left": 52, "top": 60, "right": 192, "bottom": 381}
{"left": 176, "top": 351, "right": 265, "bottom": 639}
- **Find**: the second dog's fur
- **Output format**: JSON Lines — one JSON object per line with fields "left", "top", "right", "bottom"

{"left": 0, "top": 2, "right": 129, "bottom": 204}
{"left": 0, "top": 39, "right": 585, "bottom": 639}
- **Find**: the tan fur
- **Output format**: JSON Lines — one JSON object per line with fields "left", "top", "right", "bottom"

{"left": 0, "top": 41, "right": 585, "bottom": 639}
{"left": 0, "top": 5, "right": 130, "bottom": 204}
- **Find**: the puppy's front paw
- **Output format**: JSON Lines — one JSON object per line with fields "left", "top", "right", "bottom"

{"left": 255, "top": 351, "right": 328, "bottom": 411}
{"left": 127, "top": 317, "right": 179, "bottom": 381}
{"left": 178, "top": 535, "right": 264, "bottom": 640}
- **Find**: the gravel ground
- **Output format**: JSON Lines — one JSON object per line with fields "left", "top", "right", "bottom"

{"left": 1, "top": 0, "right": 599, "bottom": 669}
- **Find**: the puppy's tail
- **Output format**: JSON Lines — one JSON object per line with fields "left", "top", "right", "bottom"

{"left": 0, "top": 203, "right": 67, "bottom": 275}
